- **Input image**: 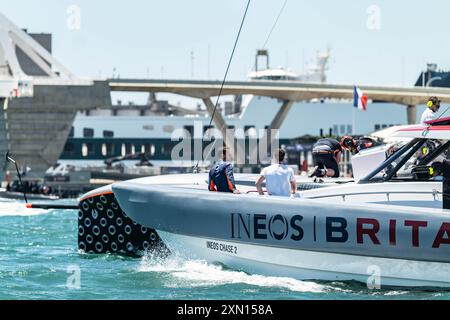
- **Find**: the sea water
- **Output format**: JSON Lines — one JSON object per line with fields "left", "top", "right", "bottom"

{"left": 0, "top": 198, "right": 448, "bottom": 300}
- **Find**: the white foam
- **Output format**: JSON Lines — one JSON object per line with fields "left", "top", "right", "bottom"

{"left": 138, "top": 254, "right": 330, "bottom": 293}
{"left": 377, "top": 290, "right": 409, "bottom": 296}
{"left": 0, "top": 201, "right": 46, "bottom": 217}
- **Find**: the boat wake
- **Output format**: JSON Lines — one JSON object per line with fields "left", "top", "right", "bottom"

{"left": 0, "top": 200, "right": 46, "bottom": 217}
{"left": 137, "top": 253, "right": 332, "bottom": 293}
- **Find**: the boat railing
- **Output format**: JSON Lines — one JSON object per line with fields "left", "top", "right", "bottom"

{"left": 246, "top": 189, "right": 267, "bottom": 195}
{"left": 306, "top": 189, "right": 442, "bottom": 201}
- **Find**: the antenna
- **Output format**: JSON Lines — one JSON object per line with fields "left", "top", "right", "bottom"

{"left": 207, "top": 44, "right": 211, "bottom": 79}
{"left": 190, "top": 49, "right": 195, "bottom": 78}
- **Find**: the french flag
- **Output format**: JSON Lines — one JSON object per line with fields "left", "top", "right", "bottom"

{"left": 353, "top": 86, "right": 368, "bottom": 111}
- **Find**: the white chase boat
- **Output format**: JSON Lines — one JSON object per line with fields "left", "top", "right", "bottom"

{"left": 79, "top": 117, "right": 450, "bottom": 287}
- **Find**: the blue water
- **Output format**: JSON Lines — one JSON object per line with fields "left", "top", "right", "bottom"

{"left": 0, "top": 198, "right": 448, "bottom": 300}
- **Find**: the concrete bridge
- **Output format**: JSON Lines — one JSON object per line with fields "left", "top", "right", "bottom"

{"left": 0, "top": 12, "right": 110, "bottom": 175}
{"left": 109, "top": 78, "right": 450, "bottom": 143}
{"left": 2, "top": 11, "right": 450, "bottom": 175}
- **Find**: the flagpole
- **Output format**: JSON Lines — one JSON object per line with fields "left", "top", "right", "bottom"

{"left": 352, "top": 85, "right": 356, "bottom": 135}
{"left": 352, "top": 101, "right": 356, "bottom": 135}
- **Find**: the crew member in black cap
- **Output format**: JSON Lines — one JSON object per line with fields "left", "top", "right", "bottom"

{"left": 310, "top": 138, "right": 342, "bottom": 178}
{"left": 340, "top": 136, "right": 379, "bottom": 154}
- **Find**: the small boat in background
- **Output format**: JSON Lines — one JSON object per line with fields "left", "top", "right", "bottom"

{"left": 0, "top": 188, "right": 58, "bottom": 201}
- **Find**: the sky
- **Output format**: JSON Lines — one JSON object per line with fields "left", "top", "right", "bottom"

{"left": 1, "top": 0, "right": 449, "bottom": 105}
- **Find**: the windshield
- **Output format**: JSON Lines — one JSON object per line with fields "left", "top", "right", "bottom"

{"left": 389, "top": 139, "right": 449, "bottom": 181}
{"left": 360, "top": 138, "right": 450, "bottom": 183}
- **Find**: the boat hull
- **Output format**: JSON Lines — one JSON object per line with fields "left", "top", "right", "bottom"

{"left": 112, "top": 180, "right": 450, "bottom": 287}
{"left": 157, "top": 230, "right": 450, "bottom": 287}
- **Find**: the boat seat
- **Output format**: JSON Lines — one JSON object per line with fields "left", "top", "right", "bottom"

{"left": 296, "top": 182, "right": 328, "bottom": 191}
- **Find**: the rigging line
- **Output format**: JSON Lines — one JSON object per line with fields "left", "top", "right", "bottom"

{"left": 207, "top": 0, "right": 251, "bottom": 129}
{"left": 434, "top": 106, "right": 450, "bottom": 122}
{"left": 194, "top": 0, "right": 251, "bottom": 172}
{"left": 262, "top": 0, "right": 288, "bottom": 49}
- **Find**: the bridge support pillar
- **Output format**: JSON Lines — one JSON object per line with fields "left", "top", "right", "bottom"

{"left": 250, "top": 100, "right": 294, "bottom": 163}
{"left": 407, "top": 105, "right": 417, "bottom": 124}
{"left": 202, "top": 98, "right": 245, "bottom": 164}
{"left": 269, "top": 100, "right": 295, "bottom": 131}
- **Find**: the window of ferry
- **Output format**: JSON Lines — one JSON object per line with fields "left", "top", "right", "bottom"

{"left": 163, "top": 125, "right": 174, "bottom": 133}
{"left": 103, "top": 130, "right": 114, "bottom": 138}
{"left": 83, "top": 128, "right": 94, "bottom": 138}
{"left": 82, "top": 143, "right": 95, "bottom": 157}
{"left": 63, "top": 142, "right": 75, "bottom": 155}
{"left": 333, "top": 125, "right": 339, "bottom": 135}
{"left": 125, "top": 143, "right": 135, "bottom": 155}
{"left": 347, "top": 125, "right": 352, "bottom": 134}
{"left": 143, "top": 125, "right": 154, "bottom": 131}
{"left": 106, "top": 143, "right": 115, "bottom": 156}
{"left": 82, "top": 144, "right": 88, "bottom": 157}
{"left": 146, "top": 144, "right": 156, "bottom": 156}
{"left": 184, "top": 125, "right": 194, "bottom": 138}
{"left": 101, "top": 143, "right": 115, "bottom": 157}
{"left": 161, "top": 142, "right": 173, "bottom": 156}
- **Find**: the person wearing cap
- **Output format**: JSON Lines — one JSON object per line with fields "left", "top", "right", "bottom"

{"left": 340, "top": 136, "right": 379, "bottom": 154}
{"left": 420, "top": 96, "right": 441, "bottom": 124}
{"left": 309, "top": 138, "right": 342, "bottom": 178}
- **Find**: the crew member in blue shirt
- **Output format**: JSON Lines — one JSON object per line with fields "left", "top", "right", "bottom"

{"left": 208, "top": 147, "right": 240, "bottom": 194}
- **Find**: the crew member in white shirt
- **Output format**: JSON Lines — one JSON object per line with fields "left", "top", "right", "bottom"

{"left": 420, "top": 96, "right": 441, "bottom": 124}
{"left": 255, "top": 149, "right": 297, "bottom": 197}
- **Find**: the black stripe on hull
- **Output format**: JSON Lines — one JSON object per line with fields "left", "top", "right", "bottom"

{"left": 78, "top": 192, "right": 170, "bottom": 257}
